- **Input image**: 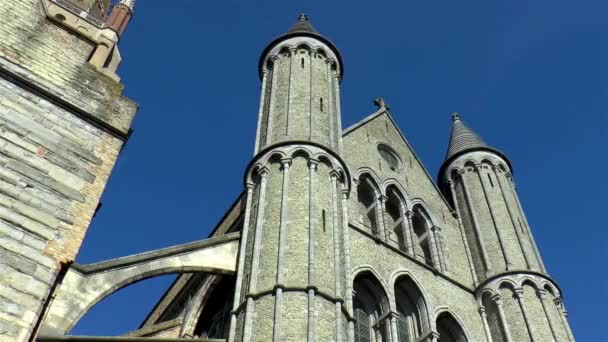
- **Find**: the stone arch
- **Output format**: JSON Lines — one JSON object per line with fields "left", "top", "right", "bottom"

{"left": 288, "top": 146, "right": 312, "bottom": 160}
{"left": 410, "top": 203, "right": 436, "bottom": 267}
{"left": 382, "top": 179, "right": 411, "bottom": 208}
{"left": 435, "top": 311, "right": 469, "bottom": 342}
{"left": 355, "top": 173, "right": 382, "bottom": 236}
{"left": 245, "top": 163, "right": 265, "bottom": 185}
{"left": 463, "top": 160, "right": 477, "bottom": 172}
{"left": 278, "top": 45, "right": 291, "bottom": 57}
{"left": 352, "top": 270, "right": 392, "bottom": 342}
{"left": 42, "top": 234, "right": 239, "bottom": 335}
{"left": 384, "top": 184, "right": 408, "bottom": 250}
{"left": 480, "top": 291, "right": 507, "bottom": 342}
{"left": 393, "top": 273, "right": 432, "bottom": 341}
{"left": 295, "top": 42, "right": 313, "bottom": 51}
{"left": 353, "top": 168, "right": 382, "bottom": 192}
{"left": 180, "top": 274, "right": 220, "bottom": 337}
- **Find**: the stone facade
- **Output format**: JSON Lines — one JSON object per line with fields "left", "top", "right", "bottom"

{"left": 0, "top": 6, "right": 576, "bottom": 342}
{"left": 0, "top": 0, "right": 136, "bottom": 341}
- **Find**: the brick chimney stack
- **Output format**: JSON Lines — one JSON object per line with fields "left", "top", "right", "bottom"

{"left": 105, "top": 0, "right": 135, "bottom": 36}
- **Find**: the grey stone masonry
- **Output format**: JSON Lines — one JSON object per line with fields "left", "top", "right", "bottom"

{"left": 0, "top": 0, "right": 137, "bottom": 341}
{"left": 232, "top": 15, "right": 351, "bottom": 342}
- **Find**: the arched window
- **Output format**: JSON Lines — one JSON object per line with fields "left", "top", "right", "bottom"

{"left": 412, "top": 206, "right": 434, "bottom": 267}
{"left": 353, "top": 272, "right": 390, "bottom": 342}
{"left": 385, "top": 186, "right": 407, "bottom": 251}
{"left": 193, "top": 276, "right": 235, "bottom": 338}
{"left": 394, "top": 276, "right": 429, "bottom": 342}
{"left": 357, "top": 175, "right": 379, "bottom": 236}
{"left": 378, "top": 144, "right": 400, "bottom": 171}
{"left": 436, "top": 312, "right": 467, "bottom": 342}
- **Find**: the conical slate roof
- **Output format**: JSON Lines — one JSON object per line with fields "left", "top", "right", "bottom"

{"left": 438, "top": 113, "right": 512, "bottom": 189}
{"left": 287, "top": 14, "right": 318, "bottom": 34}
{"left": 444, "top": 112, "right": 489, "bottom": 160}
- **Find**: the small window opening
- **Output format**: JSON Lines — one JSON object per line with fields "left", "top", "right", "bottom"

{"left": 301, "top": 58, "right": 305, "bottom": 68}
{"left": 487, "top": 173, "right": 494, "bottom": 187}
{"left": 320, "top": 98, "right": 324, "bottom": 112}
{"left": 322, "top": 210, "right": 327, "bottom": 232}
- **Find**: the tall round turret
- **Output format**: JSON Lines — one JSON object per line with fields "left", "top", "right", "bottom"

{"left": 230, "top": 15, "right": 351, "bottom": 342}
{"left": 439, "top": 113, "right": 574, "bottom": 342}
{"left": 254, "top": 14, "right": 344, "bottom": 154}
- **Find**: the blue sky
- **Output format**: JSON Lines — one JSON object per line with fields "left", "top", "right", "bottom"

{"left": 72, "top": 1, "right": 606, "bottom": 340}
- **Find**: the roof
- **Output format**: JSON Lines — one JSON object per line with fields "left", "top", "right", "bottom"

{"left": 444, "top": 112, "right": 490, "bottom": 161}
{"left": 438, "top": 113, "right": 512, "bottom": 188}
{"left": 287, "top": 14, "right": 318, "bottom": 34}
{"left": 258, "top": 14, "right": 344, "bottom": 80}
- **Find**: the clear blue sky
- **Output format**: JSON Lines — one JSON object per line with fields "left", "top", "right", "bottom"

{"left": 72, "top": 1, "right": 606, "bottom": 340}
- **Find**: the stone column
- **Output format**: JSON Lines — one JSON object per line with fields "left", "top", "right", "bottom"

{"left": 308, "top": 50, "right": 314, "bottom": 140}
{"left": 433, "top": 226, "right": 449, "bottom": 273}
{"left": 555, "top": 298, "right": 575, "bottom": 342}
{"left": 448, "top": 179, "right": 478, "bottom": 285}
{"left": 243, "top": 168, "right": 270, "bottom": 342}
{"left": 228, "top": 183, "right": 255, "bottom": 342}
{"left": 479, "top": 306, "right": 494, "bottom": 342}
{"left": 514, "top": 288, "right": 536, "bottom": 342}
{"left": 253, "top": 70, "right": 269, "bottom": 153}
{"left": 326, "top": 59, "right": 336, "bottom": 148}
{"left": 340, "top": 188, "right": 355, "bottom": 342}
{"left": 307, "top": 159, "right": 318, "bottom": 342}
{"left": 330, "top": 171, "right": 343, "bottom": 342}
{"left": 493, "top": 165, "right": 533, "bottom": 270}
{"left": 272, "top": 158, "right": 291, "bottom": 341}
{"left": 399, "top": 203, "right": 414, "bottom": 254}
{"left": 377, "top": 195, "right": 388, "bottom": 241}
{"left": 459, "top": 169, "right": 492, "bottom": 276}
{"left": 492, "top": 294, "right": 513, "bottom": 342}
{"left": 536, "top": 289, "right": 558, "bottom": 342}
{"left": 390, "top": 313, "right": 399, "bottom": 342}
{"left": 333, "top": 72, "right": 343, "bottom": 153}
{"left": 286, "top": 48, "right": 296, "bottom": 136}
{"left": 506, "top": 173, "right": 547, "bottom": 273}
{"left": 427, "top": 225, "right": 441, "bottom": 270}
{"left": 474, "top": 163, "right": 513, "bottom": 269}
{"left": 405, "top": 210, "right": 416, "bottom": 257}
{"left": 265, "top": 56, "right": 279, "bottom": 141}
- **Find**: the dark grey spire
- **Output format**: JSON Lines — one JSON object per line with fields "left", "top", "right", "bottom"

{"left": 444, "top": 112, "right": 489, "bottom": 160}
{"left": 287, "top": 14, "right": 318, "bottom": 34}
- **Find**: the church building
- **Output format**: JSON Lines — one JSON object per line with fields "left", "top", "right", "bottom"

{"left": 0, "top": 1, "right": 575, "bottom": 341}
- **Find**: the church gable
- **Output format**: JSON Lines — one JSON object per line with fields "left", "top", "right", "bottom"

{"left": 342, "top": 109, "right": 453, "bottom": 222}
{"left": 342, "top": 109, "right": 477, "bottom": 287}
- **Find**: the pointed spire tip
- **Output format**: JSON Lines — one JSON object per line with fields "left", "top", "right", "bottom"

{"left": 452, "top": 112, "right": 461, "bottom": 121}
{"left": 298, "top": 13, "right": 309, "bottom": 21}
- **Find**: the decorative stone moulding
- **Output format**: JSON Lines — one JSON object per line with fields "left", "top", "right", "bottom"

{"left": 260, "top": 37, "right": 342, "bottom": 76}
{"left": 245, "top": 143, "right": 350, "bottom": 189}
{"left": 444, "top": 150, "right": 511, "bottom": 182}
{"left": 475, "top": 272, "right": 561, "bottom": 300}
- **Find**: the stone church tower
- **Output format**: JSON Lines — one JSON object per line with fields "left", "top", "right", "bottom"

{"left": 0, "top": 5, "right": 575, "bottom": 342}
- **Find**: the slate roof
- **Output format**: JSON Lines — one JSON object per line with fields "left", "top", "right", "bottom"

{"left": 444, "top": 112, "right": 490, "bottom": 161}
{"left": 287, "top": 14, "right": 319, "bottom": 34}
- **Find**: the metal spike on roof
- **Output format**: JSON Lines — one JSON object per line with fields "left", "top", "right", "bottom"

{"left": 444, "top": 112, "right": 489, "bottom": 160}
{"left": 287, "top": 13, "right": 319, "bottom": 34}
